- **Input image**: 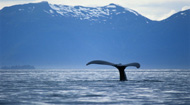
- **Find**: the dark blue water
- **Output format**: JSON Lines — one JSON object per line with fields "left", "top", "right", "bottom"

{"left": 0, "top": 69, "right": 190, "bottom": 105}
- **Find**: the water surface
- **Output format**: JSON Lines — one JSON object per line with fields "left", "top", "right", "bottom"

{"left": 0, "top": 69, "right": 190, "bottom": 104}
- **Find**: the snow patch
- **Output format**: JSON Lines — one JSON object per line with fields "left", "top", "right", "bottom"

{"left": 116, "top": 12, "right": 121, "bottom": 15}
{"left": 49, "top": 3, "right": 111, "bottom": 20}
{"left": 28, "top": 6, "right": 35, "bottom": 12}
{"left": 57, "top": 11, "right": 64, "bottom": 16}
{"left": 18, "top": 9, "right": 24, "bottom": 11}
{"left": 180, "top": 13, "right": 186, "bottom": 16}
{"left": 43, "top": 10, "right": 49, "bottom": 14}
{"left": 112, "top": 9, "right": 116, "bottom": 12}
{"left": 49, "top": 10, "right": 54, "bottom": 14}
{"left": 48, "top": 3, "right": 140, "bottom": 21}
{"left": 125, "top": 8, "right": 139, "bottom": 16}
{"left": 106, "top": 5, "right": 116, "bottom": 8}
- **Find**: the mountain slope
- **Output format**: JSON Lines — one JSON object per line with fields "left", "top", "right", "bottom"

{"left": 0, "top": 2, "right": 189, "bottom": 68}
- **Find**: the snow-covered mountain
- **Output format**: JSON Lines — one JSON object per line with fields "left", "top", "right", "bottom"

{"left": 48, "top": 3, "right": 141, "bottom": 21}
{"left": 0, "top": 1, "right": 189, "bottom": 68}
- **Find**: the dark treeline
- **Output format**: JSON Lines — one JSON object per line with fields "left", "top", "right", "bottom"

{"left": 1, "top": 65, "right": 35, "bottom": 69}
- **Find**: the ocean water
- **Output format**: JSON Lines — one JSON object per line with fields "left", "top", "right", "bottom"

{"left": 0, "top": 69, "right": 190, "bottom": 105}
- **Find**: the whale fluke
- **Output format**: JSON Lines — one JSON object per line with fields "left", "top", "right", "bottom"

{"left": 86, "top": 60, "right": 140, "bottom": 81}
{"left": 86, "top": 60, "right": 116, "bottom": 66}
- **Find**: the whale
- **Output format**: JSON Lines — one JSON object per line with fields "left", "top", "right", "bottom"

{"left": 86, "top": 60, "right": 140, "bottom": 81}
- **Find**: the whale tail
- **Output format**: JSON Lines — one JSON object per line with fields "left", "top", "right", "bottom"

{"left": 86, "top": 60, "right": 140, "bottom": 81}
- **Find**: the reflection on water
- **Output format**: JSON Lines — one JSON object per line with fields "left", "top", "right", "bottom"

{"left": 0, "top": 69, "right": 190, "bottom": 104}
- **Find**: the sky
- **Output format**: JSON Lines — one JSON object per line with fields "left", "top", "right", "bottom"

{"left": 0, "top": 0, "right": 190, "bottom": 20}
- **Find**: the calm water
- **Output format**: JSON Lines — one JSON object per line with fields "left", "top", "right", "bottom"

{"left": 0, "top": 69, "right": 190, "bottom": 105}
